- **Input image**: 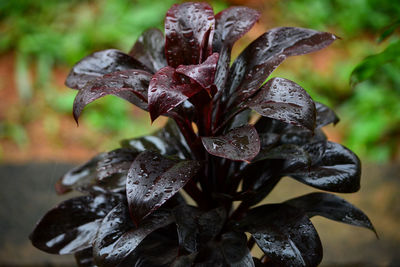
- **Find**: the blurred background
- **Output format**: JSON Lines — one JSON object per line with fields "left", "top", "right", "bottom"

{"left": 0, "top": 0, "right": 399, "bottom": 266}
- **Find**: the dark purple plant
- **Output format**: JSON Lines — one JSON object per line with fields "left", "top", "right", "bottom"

{"left": 30, "top": 2, "right": 376, "bottom": 266}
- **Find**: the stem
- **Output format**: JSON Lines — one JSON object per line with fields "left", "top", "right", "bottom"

{"left": 229, "top": 201, "right": 249, "bottom": 221}
{"left": 184, "top": 179, "right": 209, "bottom": 210}
{"left": 247, "top": 236, "right": 256, "bottom": 250}
{"left": 212, "top": 107, "right": 246, "bottom": 135}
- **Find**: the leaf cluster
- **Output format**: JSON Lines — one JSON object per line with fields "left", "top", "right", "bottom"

{"left": 31, "top": 2, "right": 375, "bottom": 266}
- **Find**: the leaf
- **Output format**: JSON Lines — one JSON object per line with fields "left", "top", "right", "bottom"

{"left": 173, "top": 205, "right": 201, "bottom": 253}
{"left": 75, "top": 247, "right": 96, "bottom": 267}
{"left": 254, "top": 144, "right": 310, "bottom": 166}
{"left": 287, "top": 141, "right": 361, "bottom": 193}
{"left": 315, "top": 102, "right": 339, "bottom": 128}
{"left": 148, "top": 66, "right": 203, "bottom": 121}
{"left": 213, "top": 7, "right": 260, "bottom": 91}
{"left": 126, "top": 151, "right": 201, "bottom": 225}
{"left": 121, "top": 119, "right": 191, "bottom": 159}
{"left": 93, "top": 203, "right": 173, "bottom": 266}
{"left": 198, "top": 207, "right": 227, "bottom": 243}
{"left": 285, "top": 192, "right": 377, "bottom": 236}
{"left": 30, "top": 194, "right": 122, "bottom": 255}
{"left": 55, "top": 148, "right": 138, "bottom": 194}
{"left": 246, "top": 77, "right": 316, "bottom": 132}
{"left": 165, "top": 2, "right": 215, "bottom": 68}
{"left": 65, "top": 49, "right": 148, "bottom": 90}
{"left": 227, "top": 27, "right": 337, "bottom": 105}
{"left": 221, "top": 231, "right": 255, "bottom": 267}
{"left": 201, "top": 125, "right": 260, "bottom": 162}
{"left": 73, "top": 69, "right": 152, "bottom": 123}
{"left": 176, "top": 52, "right": 219, "bottom": 93}
{"left": 129, "top": 28, "right": 167, "bottom": 72}
{"left": 237, "top": 204, "right": 323, "bottom": 267}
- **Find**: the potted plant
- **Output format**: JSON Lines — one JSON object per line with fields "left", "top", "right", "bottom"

{"left": 30, "top": 2, "right": 376, "bottom": 266}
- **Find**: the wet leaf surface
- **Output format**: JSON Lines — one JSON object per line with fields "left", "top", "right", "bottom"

{"left": 126, "top": 151, "right": 201, "bottom": 225}
{"left": 173, "top": 205, "right": 201, "bottom": 253}
{"left": 73, "top": 69, "right": 152, "bottom": 122}
{"left": 221, "top": 231, "right": 254, "bottom": 267}
{"left": 93, "top": 202, "right": 173, "bottom": 266}
{"left": 129, "top": 28, "right": 167, "bottom": 73}
{"left": 286, "top": 192, "right": 376, "bottom": 235}
{"left": 148, "top": 66, "right": 202, "bottom": 121}
{"left": 75, "top": 247, "right": 96, "bottom": 267}
{"left": 213, "top": 7, "right": 260, "bottom": 91}
{"left": 56, "top": 148, "right": 138, "bottom": 194}
{"left": 315, "top": 102, "right": 339, "bottom": 128}
{"left": 65, "top": 49, "right": 148, "bottom": 90}
{"left": 246, "top": 77, "right": 316, "bottom": 132}
{"left": 287, "top": 141, "right": 361, "bottom": 193}
{"left": 237, "top": 204, "right": 323, "bottom": 267}
{"left": 30, "top": 194, "right": 122, "bottom": 255}
{"left": 165, "top": 2, "right": 214, "bottom": 67}
{"left": 227, "top": 27, "right": 337, "bottom": 105}
{"left": 202, "top": 125, "right": 260, "bottom": 162}
{"left": 176, "top": 53, "right": 219, "bottom": 93}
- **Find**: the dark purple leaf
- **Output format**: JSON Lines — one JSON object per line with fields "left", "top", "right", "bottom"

{"left": 226, "top": 27, "right": 337, "bottom": 105}
{"left": 254, "top": 144, "right": 310, "bottom": 165}
{"left": 245, "top": 77, "right": 316, "bottom": 132}
{"left": 73, "top": 69, "right": 152, "bottom": 123}
{"left": 280, "top": 127, "right": 327, "bottom": 146}
{"left": 65, "top": 49, "right": 148, "bottom": 90}
{"left": 165, "top": 2, "right": 214, "bottom": 67}
{"left": 213, "top": 7, "right": 260, "bottom": 91}
{"left": 126, "top": 151, "right": 201, "bottom": 225}
{"left": 315, "top": 102, "right": 339, "bottom": 128}
{"left": 201, "top": 125, "right": 260, "bottom": 162}
{"left": 30, "top": 194, "right": 121, "bottom": 255}
{"left": 221, "top": 231, "right": 255, "bottom": 267}
{"left": 148, "top": 66, "right": 203, "bottom": 121}
{"left": 237, "top": 204, "right": 323, "bottom": 267}
{"left": 176, "top": 52, "right": 219, "bottom": 93}
{"left": 55, "top": 148, "right": 138, "bottom": 194}
{"left": 121, "top": 119, "right": 191, "bottom": 159}
{"left": 93, "top": 203, "right": 173, "bottom": 266}
{"left": 198, "top": 207, "right": 227, "bottom": 243}
{"left": 287, "top": 141, "right": 361, "bottom": 193}
{"left": 173, "top": 205, "right": 201, "bottom": 253}
{"left": 286, "top": 192, "right": 376, "bottom": 235}
{"left": 75, "top": 247, "right": 96, "bottom": 267}
{"left": 129, "top": 28, "right": 167, "bottom": 72}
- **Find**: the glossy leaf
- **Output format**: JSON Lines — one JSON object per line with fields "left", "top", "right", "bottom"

{"left": 227, "top": 27, "right": 337, "bottom": 105}
{"left": 30, "top": 194, "right": 121, "bottom": 255}
{"left": 202, "top": 125, "right": 260, "bottom": 162}
{"left": 254, "top": 144, "right": 310, "bottom": 165}
{"left": 213, "top": 7, "right": 260, "bottom": 91}
{"left": 121, "top": 119, "right": 190, "bottom": 159}
{"left": 198, "top": 207, "right": 227, "bottom": 243}
{"left": 73, "top": 69, "right": 152, "bottom": 123}
{"left": 165, "top": 2, "right": 214, "bottom": 68}
{"left": 173, "top": 205, "right": 201, "bottom": 253}
{"left": 286, "top": 192, "right": 376, "bottom": 235}
{"left": 148, "top": 66, "right": 203, "bottom": 121}
{"left": 246, "top": 77, "right": 316, "bottom": 132}
{"left": 126, "top": 151, "right": 201, "bottom": 225}
{"left": 176, "top": 52, "right": 219, "bottom": 93}
{"left": 221, "top": 231, "right": 255, "bottom": 267}
{"left": 129, "top": 28, "right": 167, "bottom": 73}
{"left": 55, "top": 148, "right": 138, "bottom": 194}
{"left": 93, "top": 203, "right": 173, "bottom": 266}
{"left": 315, "top": 102, "right": 339, "bottom": 128}
{"left": 237, "top": 204, "right": 323, "bottom": 267}
{"left": 287, "top": 141, "right": 361, "bottom": 193}
{"left": 65, "top": 49, "right": 148, "bottom": 90}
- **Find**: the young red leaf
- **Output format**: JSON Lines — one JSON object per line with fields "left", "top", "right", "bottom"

{"left": 227, "top": 27, "right": 338, "bottom": 105}
{"left": 129, "top": 28, "right": 167, "bottom": 73}
{"left": 201, "top": 125, "right": 260, "bottom": 162}
{"left": 30, "top": 194, "right": 121, "bottom": 255}
{"left": 126, "top": 151, "right": 201, "bottom": 225}
{"left": 246, "top": 77, "right": 316, "bottom": 132}
{"left": 165, "top": 2, "right": 214, "bottom": 67}
{"left": 148, "top": 66, "right": 202, "bottom": 121}
{"left": 176, "top": 52, "right": 219, "bottom": 94}
{"left": 65, "top": 49, "right": 148, "bottom": 90}
{"left": 73, "top": 69, "right": 152, "bottom": 123}
{"left": 213, "top": 7, "right": 260, "bottom": 91}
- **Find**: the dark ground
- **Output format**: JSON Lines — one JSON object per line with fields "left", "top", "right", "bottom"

{"left": 0, "top": 162, "right": 399, "bottom": 266}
